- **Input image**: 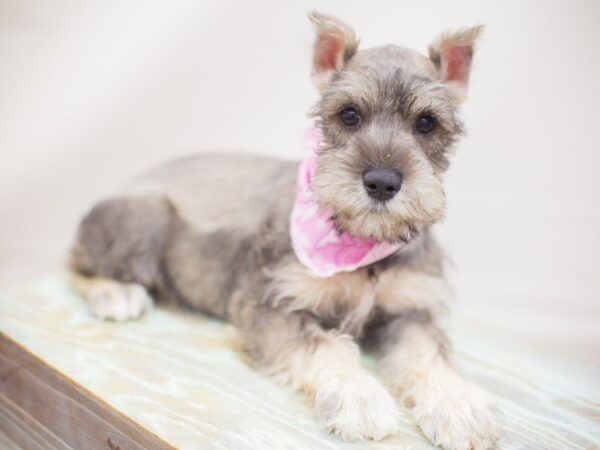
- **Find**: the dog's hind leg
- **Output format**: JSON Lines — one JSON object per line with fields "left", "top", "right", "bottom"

{"left": 68, "top": 195, "right": 174, "bottom": 321}
{"left": 69, "top": 273, "right": 154, "bottom": 321}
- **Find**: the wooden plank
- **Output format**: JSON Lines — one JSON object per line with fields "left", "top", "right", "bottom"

{"left": 0, "top": 428, "right": 24, "bottom": 450}
{"left": 0, "top": 332, "right": 175, "bottom": 450}
{"left": 0, "top": 392, "right": 65, "bottom": 450}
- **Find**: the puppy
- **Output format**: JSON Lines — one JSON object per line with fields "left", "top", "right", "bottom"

{"left": 69, "top": 12, "right": 500, "bottom": 450}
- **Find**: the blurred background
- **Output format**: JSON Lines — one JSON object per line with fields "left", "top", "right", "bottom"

{"left": 1, "top": 1, "right": 599, "bottom": 364}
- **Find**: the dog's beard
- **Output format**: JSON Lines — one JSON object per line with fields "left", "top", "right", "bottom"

{"left": 313, "top": 161, "right": 446, "bottom": 243}
{"left": 328, "top": 200, "right": 440, "bottom": 243}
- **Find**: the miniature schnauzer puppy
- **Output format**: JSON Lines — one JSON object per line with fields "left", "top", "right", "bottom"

{"left": 69, "top": 12, "right": 500, "bottom": 450}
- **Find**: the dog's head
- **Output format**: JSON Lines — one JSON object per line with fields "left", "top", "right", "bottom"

{"left": 309, "top": 12, "right": 482, "bottom": 243}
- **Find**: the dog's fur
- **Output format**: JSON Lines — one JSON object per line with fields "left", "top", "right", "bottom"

{"left": 69, "top": 12, "right": 500, "bottom": 449}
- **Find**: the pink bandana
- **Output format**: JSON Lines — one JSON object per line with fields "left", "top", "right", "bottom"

{"left": 290, "top": 127, "right": 402, "bottom": 277}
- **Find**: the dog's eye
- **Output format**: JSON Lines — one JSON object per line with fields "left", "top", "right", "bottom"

{"left": 415, "top": 114, "right": 436, "bottom": 134}
{"left": 340, "top": 107, "right": 360, "bottom": 127}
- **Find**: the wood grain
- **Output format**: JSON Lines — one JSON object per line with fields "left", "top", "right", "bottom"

{"left": 0, "top": 333, "right": 174, "bottom": 450}
{"left": 0, "top": 277, "right": 598, "bottom": 449}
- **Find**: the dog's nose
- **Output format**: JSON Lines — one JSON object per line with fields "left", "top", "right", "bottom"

{"left": 363, "top": 168, "right": 402, "bottom": 201}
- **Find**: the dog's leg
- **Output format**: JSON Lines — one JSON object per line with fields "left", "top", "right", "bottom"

{"left": 375, "top": 313, "right": 500, "bottom": 450}
{"left": 70, "top": 273, "right": 153, "bottom": 321}
{"left": 237, "top": 306, "right": 399, "bottom": 442}
{"left": 68, "top": 195, "right": 173, "bottom": 320}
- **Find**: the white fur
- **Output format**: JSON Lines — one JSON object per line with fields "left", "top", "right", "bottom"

{"left": 270, "top": 331, "right": 399, "bottom": 441}
{"left": 410, "top": 368, "right": 499, "bottom": 450}
{"left": 72, "top": 276, "right": 153, "bottom": 321}
{"left": 315, "top": 373, "right": 399, "bottom": 442}
{"left": 382, "top": 322, "right": 500, "bottom": 450}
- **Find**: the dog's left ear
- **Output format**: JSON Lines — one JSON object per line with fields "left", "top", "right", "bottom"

{"left": 308, "top": 11, "right": 359, "bottom": 90}
{"left": 429, "top": 26, "right": 484, "bottom": 100}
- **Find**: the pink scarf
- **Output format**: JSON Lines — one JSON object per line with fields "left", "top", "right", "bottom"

{"left": 290, "top": 127, "right": 402, "bottom": 277}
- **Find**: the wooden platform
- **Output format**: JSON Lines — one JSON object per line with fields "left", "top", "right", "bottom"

{"left": 0, "top": 276, "right": 599, "bottom": 449}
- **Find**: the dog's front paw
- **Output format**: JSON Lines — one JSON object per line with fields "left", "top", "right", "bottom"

{"left": 409, "top": 375, "right": 500, "bottom": 450}
{"left": 315, "top": 374, "right": 399, "bottom": 441}
{"left": 88, "top": 280, "right": 153, "bottom": 321}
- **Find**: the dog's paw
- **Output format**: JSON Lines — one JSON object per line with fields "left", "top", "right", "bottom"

{"left": 315, "top": 374, "right": 399, "bottom": 441}
{"left": 409, "top": 375, "right": 500, "bottom": 450}
{"left": 87, "top": 280, "right": 153, "bottom": 321}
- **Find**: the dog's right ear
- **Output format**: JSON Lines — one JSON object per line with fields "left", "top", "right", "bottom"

{"left": 308, "top": 11, "right": 359, "bottom": 90}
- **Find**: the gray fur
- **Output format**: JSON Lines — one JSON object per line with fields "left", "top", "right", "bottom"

{"left": 68, "top": 13, "right": 498, "bottom": 448}
{"left": 70, "top": 195, "right": 173, "bottom": 288}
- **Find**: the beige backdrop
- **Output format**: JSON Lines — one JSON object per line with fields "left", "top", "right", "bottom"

{"left": 1, "top": 1, "right": 599, "bottom": 364}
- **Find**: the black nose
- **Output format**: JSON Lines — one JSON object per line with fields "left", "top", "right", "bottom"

{"left": 363, "top": 168, "right": 402, "bottom": 201}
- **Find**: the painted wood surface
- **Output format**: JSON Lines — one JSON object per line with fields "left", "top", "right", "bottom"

{"left": 0, "top": 276, "right": 598, "bottom": 449}
{"left": 0, "top": 334, "right": 174, "bottom": 450}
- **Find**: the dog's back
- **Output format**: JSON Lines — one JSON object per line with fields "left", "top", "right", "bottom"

{"left": 128, "top": 154, "right": 298, "bottom": 233}
{"left": 70, "top": 154, "right": 298, "bottom": 317}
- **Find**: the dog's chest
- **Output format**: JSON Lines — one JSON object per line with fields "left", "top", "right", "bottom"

{"left": 271, "top": 262, "right": 400, "bottom": 335}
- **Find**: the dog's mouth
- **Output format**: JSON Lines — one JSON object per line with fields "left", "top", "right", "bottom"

{"left": 331, "top": 212, "right": 427, "bottom": 244}
{"left": 313, "top": 177, "right": 443, "bottom": 244}
{"left": 368, "top": 203, "right": 427, "bottom": 243}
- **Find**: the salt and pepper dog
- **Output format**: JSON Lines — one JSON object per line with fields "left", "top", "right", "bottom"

{"left": 69, "top": 12, "right": 500, "bottom": 450}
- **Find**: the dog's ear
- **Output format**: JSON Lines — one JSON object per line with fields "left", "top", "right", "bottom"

{"left": 428, "top": 26, "right": 484, "bottom": 100}
{"left": 308, "top": 11, "right": 359, "bottom": 90}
